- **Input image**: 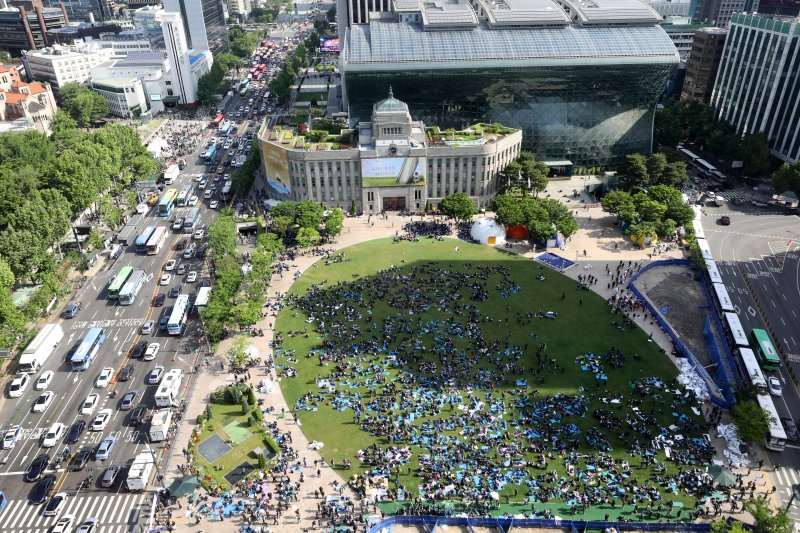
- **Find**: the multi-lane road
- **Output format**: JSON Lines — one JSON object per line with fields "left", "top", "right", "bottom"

{"left": 701, "top": 193, "right": 800, "bottom": 522}
{"left": 0, "top": 114, "right": 251, "bottom": 533}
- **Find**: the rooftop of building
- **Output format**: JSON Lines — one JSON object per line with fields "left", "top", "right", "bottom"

{"left": 24, "top": 43, "right": 108, "bottom": 58}
{"left": 91, "top": 76, "right": 138, "bottom": 88}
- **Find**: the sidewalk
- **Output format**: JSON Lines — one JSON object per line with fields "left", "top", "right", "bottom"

{"left": 155, "top": 198, "right": 772, "bottom": 531}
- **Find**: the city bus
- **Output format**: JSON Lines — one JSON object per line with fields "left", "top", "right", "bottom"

{"left": 712, "top": 282, "right": 734, "bottom": 313}
{"left": 146, "top": 226, "right": 168, "bottom": 255}
{"left": 167, "top": 294, "right": 190, "bottom": 335}
{"left": 210, "top": 113, "right": 224, "bottom": 127}
{"left": 705, "top": 259, "right": 723, "bottom": 284}
{"left": 723, "top": 312, "right": 748, "bottom": 348}
{"left": 750, "top": 328, "right": 781, "bottom": 370}
{"left": 240, "top": 79, "right": 250, "bottom": 97}
{"left": 70, "top": 327, "right": 106, "bottom": 371}
{"left": 176, "top": 187, "right": 192, "bottom": 208}
{"left": 678, "top": 147, "right": 701, "bottom": 163}
{"left": 695, "top": 159, "right": 717, "bottom": 176}
{"left": 183, "top": 208, "right": 201, "bottom": 233}
{"left": 119, "top": 269, "right": 147, "bottom": 306}
{"left": 135, "top": 226, "right": 156, "bottom": 254}
{"left": 107, "top": 266, "right": 134, "bottom": 300}
{"left": 158, "top": 188, "right": 179, "bottom": 217}
{"left": 739, "top": 347, "right": 786, "bottom": 451}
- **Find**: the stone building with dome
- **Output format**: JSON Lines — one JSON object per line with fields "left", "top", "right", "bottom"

{"left": 258, "top": 90, "right": 522, "bottom": 213}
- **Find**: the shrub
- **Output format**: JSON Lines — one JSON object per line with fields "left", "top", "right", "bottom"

{"left": 206, "top": 404, "right": 213, "bottom": 419}
{"left": 251, "top": 407, "right": 263, "bottom": 421}
{"left": 196, "top": 414, "right": 206, "bottom": 425}
{"left": 241, "top": 398, "right": 250, "bottom": 415}
{"left": 248, "top": 413, "right": 258, "bottom": 427}
{"left": 210, "top": 386, "right": 228, "bottom": 404}
{"left": 246, "top": 386, "right": 256, "bottom": 405}
{"left": 257, "top": 452, "right": 267, "bottom": 468}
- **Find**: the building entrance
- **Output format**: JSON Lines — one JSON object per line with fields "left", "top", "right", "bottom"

{"left": 383, "top": 196, "right": 406, "bottom": 211}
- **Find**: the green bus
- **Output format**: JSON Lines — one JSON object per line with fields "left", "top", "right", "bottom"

{"left": 107, "top": 266, "right": 134, "bottom": 300}
{"left": 750, "top": 328, "right": 781, "bottom": 370}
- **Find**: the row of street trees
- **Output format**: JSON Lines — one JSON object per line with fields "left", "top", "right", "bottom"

{"left": 197, "top": 53, "right": 246, "bottom": 104}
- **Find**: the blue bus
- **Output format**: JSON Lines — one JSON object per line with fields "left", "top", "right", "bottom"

{"left": 70, "top": 327, "right": 106, "bottom": 371}
{"left": 135, "top": 226, "right": 156, "bottom": 253}
{"left": 158, "top": 188, "right": 178, "bottom": 217}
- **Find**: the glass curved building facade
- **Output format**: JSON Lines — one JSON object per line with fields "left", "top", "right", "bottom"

{"left": 341, "top": 0, "right": 680, "bottom": 167}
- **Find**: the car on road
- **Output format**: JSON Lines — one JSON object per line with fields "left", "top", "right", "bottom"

{"left": 32, "top": 391, "right": 54, "bottom": 413}
{"left": 30, "top": 474, "right": 56, "bottom": 504}
{"left": 131, "top": 341, "right": 148, "bottom": 359}
{"left": 80, "top": 393, "right": 99, "bottom": 415}
{"left": 90, "top": 409, "right": 112, "bottom": 431}
{"left": 172, "top": 218, "right": 184, "bottom": 230}
{"left": 154, "top": 293, "right": 166, "bottom": 307}
{"left": 160, "top": 274, "right": 172, "bottom": 285}
{"left": 189, "top": 195, "right": 199, "bottom": 206}
{"left": 210, "top": 200, "right": 219, "bottom": 209}
{"left": 143, "top": 342, "right": 160, "bottom": 361}
{"left": 177, "top": 263, "right": 188, "bottom": 275}
{"left": 781, "top": 417, "right": 798, "bottom": 441}
{"left": 198, "top": 180, "right": 207, "bottom": 189}
{"left": 42, "top": 422, "right": 66, "bottom": 448}
{"left": 768, "top": 376, "right": 783, "bottom": 396}
{"left": 187, "top": 271, "right": 197, "bottom": 283}
{"left": 76, "top": 517, "right": 99, "bottom": 533}
{"left": 25, "top": 454, "right": 50, "bottom": 481}
{"left": 65, "top": 420, "right": 85, "bottom": 444}
{"left": 119, "top": 365, "right": 135, "bottom": 381}
{"left": 96, "top": 367, "right": 114, "bottom": 388}
{"left": 751, "top": 200, "right": 768, "bottom": 207}
{"left": 43, "top": 492, "right": 67, "bottom": 516}
{"left": 169, "top": 286, "right": 181, "bottom": 298}
{"left": 120, "top": 390, "right": 138, "bottom": 410}
{"left": 193, "top": 229, "right": 205, "bottom": 240}
{"left": 183, "top": 245, "right": 195, "bottom": 259}
{"left": 204, "top": 189, "right": 213, "bottom": 199}
{"left": 8, "top": 373, "right": 30, "bottom": 398}
{"left": 64, "top": 302, "right": 81, "bottom": 318}
{"left": 176, "top": 239, "right": 188, "bottom": 250}
{"left": 71, "top": 448, "right": 91, "bottom": 470}
{"left": 719, "top": 216, "right": 730, "bottom": 226}
{"left": 101, "top": 465, "right": 122, "bottom": 488}
{"left": 2, "top": 425, "right": 21, "bottom": 449}
{"left": 731, "top": 197, "right": 743, "bottom": 206}
{"left": 34, "top": 370, "right": 54, "bottom": 390}
{"left": 165, "top": 259, "right": 177, "bottom": 271}
{"left": 140, "top": 320, "right": 155, "bottom": 335}
{"left": 147, "top": 365, "right": 165, "bottom": 384}
{"left": 130, "top": 406, "right": 148, "bottom": 426}
{"left": 51, "top": 515, "right": 74, "bottom": 533}
{"left": 95, "top": 435, "right": 118, "bottom": 460}
{"left": 197, "top": 245, "right": 207, "bottom": 258}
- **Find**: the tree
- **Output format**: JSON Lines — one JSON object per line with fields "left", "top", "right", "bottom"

{"left": 645, "top": 152, "right": 667, "bottom": 183}
{"left": 492, "top": 194, "right": 525, "bottom": 227}
{"left": 744, "top": 497, "right": 794, "bottom": 533}
{"left": 772, "top": 162, "right": 800, "bottom": 194}
{"left": 659, "top": 161, "right": 688, "bottom": 188}
{"left": 58, "top": 82, "right": 109, "bottom": 129}
{"left": 296, "top": 226, "right": 321, "bottom": 248}
{"left": 620, "top": 154, "right": 649, "bottom": 191}
{"left": 740, "top": 133, "right": 770, "bottom": 176}
{"left": 0, "top": 258, "right": 14, "bottom": 289}
{"left": 710, "top": 519, "right": 749, "bottom": 533}
{"left": 439, "top": 193, "right": 477, "bottom": 222}
{"left": 323, "top": 208, "right": 344, "bottom": 238}
{"left": 228, "top": 336, "right": 250, "bottom": 368}
{"left": 521, "top": 158, "right": 549, "bottom": 197}
{"left": 730, "top": 399, "right": 771, "bottom": 445}
{"left": 208, "top": 215, "right": 238, "bottom": 257}
{"left": 601, "top": 191, "right": 636, "bottom": 222}
{"left": 294, "top": 200, "right": 325, "bottom": 230}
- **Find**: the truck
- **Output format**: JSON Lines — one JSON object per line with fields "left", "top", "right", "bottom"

{"left": 203, "top": 145, "right": 217, "bottom": 164}
{"left": 147, "top": 191, "right": 161, "bottom": 206}
{"left": 148, "top": 408, "right": 173, "bottom": 442}
{"left": 116, "top": 215, "right": 143, "bottom": 246}
{"left": 125, "top": 451, "right": 156, "bottom": 491}
{"left": 18, "top": 323, "right": 64, "bottom": 373}
{"left": 163, "top": 164, "right": 180, "bottom": 185}
{"left": 154, "top": 369, "right": 184, "bottom": 407}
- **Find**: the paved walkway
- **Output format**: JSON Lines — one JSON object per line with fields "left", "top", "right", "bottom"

{"left": 152, "top": 187, "right": 774, "bottom": 532}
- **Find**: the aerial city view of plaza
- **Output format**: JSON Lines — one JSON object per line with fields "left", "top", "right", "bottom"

{"left": 0, "top": 0, "right": 799, "bottom": 532}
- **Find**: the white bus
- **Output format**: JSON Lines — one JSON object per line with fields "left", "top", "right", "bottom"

{"left": 119, "top": 270, "right": 147, "bottom": 306}
{"left": 712, "top": 282, "right": 735, "bottom": 313}
{"left": 697, "top": 238, "right": 713, "bottom": 261}
{"left": 155, "top": 369, "right": 184, "bottom": 407}
{"left": 724, "top": 312, "right": 749, "bottom": 348}
{"left": 706, "top": 259, "right": 723, "bottom": 284}
{"left": 739, "top": 347, "right": 787, "bottom": 451}
{"left": 167, "top": 295, "right": 190, "bottom": 336}
{"left": 182, "top": 208, "right": 202, "bottom": 233}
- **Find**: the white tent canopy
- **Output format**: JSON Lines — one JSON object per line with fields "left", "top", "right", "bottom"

{"left": 470, "top": 217, "right": 506, "bottom": 245}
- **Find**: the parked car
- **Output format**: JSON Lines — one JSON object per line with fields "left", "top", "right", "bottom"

{"left": 719, "top": 215, "right": 731, "bottom": 226}
{"left": 177, "top": 263, "right": 188, "bottom": 275}
{"left": 781, "top": 417, "right": 798, "bottom": 441}
{"left": 187, "top": 271, "right": 197, "bottom": 283}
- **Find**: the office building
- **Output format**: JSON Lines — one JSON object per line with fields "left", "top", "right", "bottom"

{"left": 693, "top": 0, "right": 744, "bottom": 26}
{"left": 91, "top": 76, "right": 146, "bottom": 116}
{"left": 163, "top": 0, "right": 227, "bottom": 54}
{"left": 91, "top": 51, "right": 169, "bottom": 113}
{"left": 0, "top": 64, "right": 57, "bottom": 131}
{"left": 131, "top": 5, "right": 163, "bottom": 29}
{"left": 341, "top": 0, "right": 679, "bottom": 167}
{"left": 226, "top": 0, "right": 251, "bottom": 22}
{"left": 47, "top": 0, "right": 113, "bottom": 21}
{"left": 22, "top": 41, "right": 112, "bottom": 88}
{"left": 681, "top": 26, "right": 726, "bottom": 103}
{"left": 647, "top": 0, "right": 694, "bottom": 17}
{"left": 259, "top": 91, "right": 521, "bottom": 211}
{"left": 711, "top": 13, "right": 800, "bottom": 164}
{"left": 0, "top": 0, "right": 69, "bottom": 56}
{"left": 160, "top": 11, "right": 212, "bottom": 104}
{"left": 48, "top": 21, "right": 122, "bottom": 43}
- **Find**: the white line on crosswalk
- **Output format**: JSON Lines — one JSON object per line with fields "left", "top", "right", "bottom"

{"left": 0, "top": 494, "right": 142, "bottom": 532}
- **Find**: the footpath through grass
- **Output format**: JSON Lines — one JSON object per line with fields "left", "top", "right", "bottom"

{"left": 274, "top": 238, "right": 709, "bottom": 516}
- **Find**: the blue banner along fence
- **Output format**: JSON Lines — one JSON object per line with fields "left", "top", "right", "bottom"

{"left": 367, "top": 515, "right": 715, "bottom": 533}
{"left": 627, "top": 259, "right": 733, "bottom": 411}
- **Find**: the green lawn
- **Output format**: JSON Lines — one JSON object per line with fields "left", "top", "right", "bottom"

{"left": 193, "top": 403, "right": 263, "bottom": 488}
{"left": 274, "top": 239, "right": 706, "bottom": 512}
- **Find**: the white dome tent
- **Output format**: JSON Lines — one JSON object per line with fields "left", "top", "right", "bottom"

{"left": 470, "top": 218, "right": 506, "bottom": 245}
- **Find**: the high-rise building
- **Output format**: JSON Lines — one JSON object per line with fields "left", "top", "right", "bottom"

{"left": 0, "top": 0, "right": 69, "bottom": 56}
{"left": 711, "top": 13, "right": 800, "bottom": 164}
{"left": 160, "top": 11, "right": 212, "bottom": 103}
{"left": 45, "top": 0, "right": 113, "bottom": 22}
{"left": 22, "top": 42, "right": 113, "bottom": 88}
{"left": 163, "top": 0, "right": 227, "bottom": 54}
{"left": 226, "top": 0, "right": 251, "bottom": 22}
{"left": 692, "top": 0, "right": 744, "bottom": 26}
{"left": 341, "top": 0, "right": 679, "bottom": 167}
{"left": 681, "top": 26, "right": 726, "bottom": 103}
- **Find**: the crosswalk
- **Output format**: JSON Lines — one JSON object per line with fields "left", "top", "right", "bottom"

{"left": 0, "top": 492, "right": 146, "bottom": 533}
{"left": 772, "top": 467, "right": 800, "bottom": 527}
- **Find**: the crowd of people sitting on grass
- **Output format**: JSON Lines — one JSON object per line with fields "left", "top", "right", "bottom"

{"left": 271, "top": 245, "right": 717, "bottom": 518}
